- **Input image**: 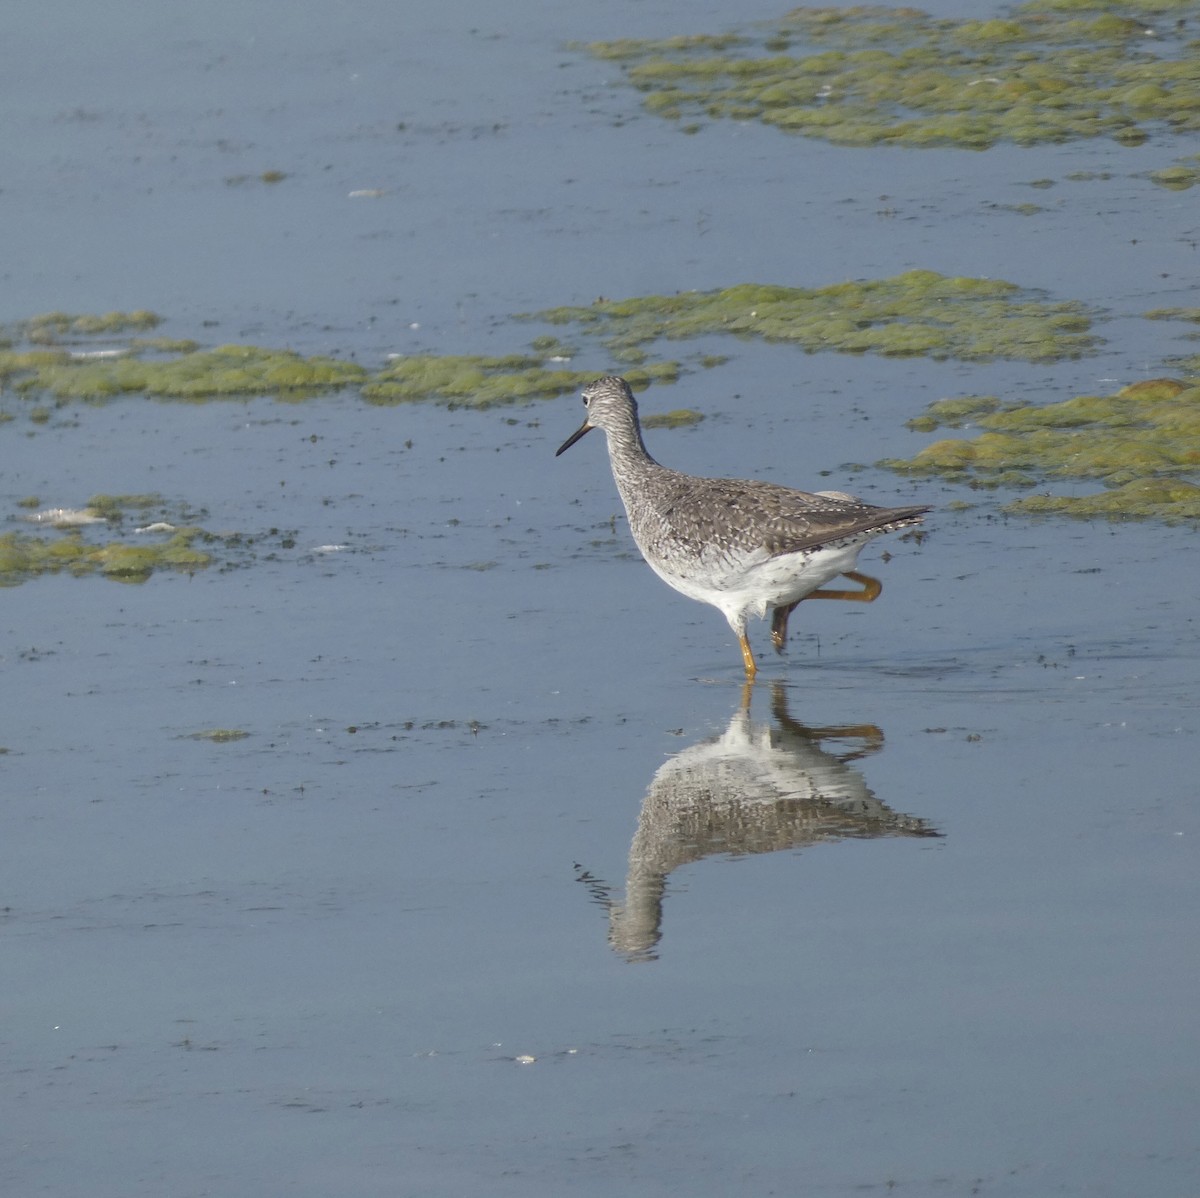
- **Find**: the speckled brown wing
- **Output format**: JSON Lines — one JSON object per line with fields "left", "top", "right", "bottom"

{"left": 636, "top": 471, "right": 927, "bottom": 561}
{"left": 759, "top": 496, "right": 930, "bottom": 559}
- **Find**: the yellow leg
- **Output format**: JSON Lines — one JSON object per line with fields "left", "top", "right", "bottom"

{"left": 738, "top": 632, "right": 758, "bottom": 679}
{"left": 803, "top": 571, "right": 883, "bottom": 603}
{"left": 771, "top": 572, "right": 884, "bottom": 655}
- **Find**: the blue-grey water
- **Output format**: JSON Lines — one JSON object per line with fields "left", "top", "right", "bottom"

{"left": 3, "top": 2, "right": 1198, "bottom": 1196}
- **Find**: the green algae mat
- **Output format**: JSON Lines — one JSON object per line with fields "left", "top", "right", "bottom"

{"left": 882, "top": 376, "right": 1200, "bottom": 521}
{"left": 1150, "top": 152, "right": 1200, "bottom": 190}
{"left": 581, "top": 0, "right": 1200, "bottom": 150}
{"left": 531, "top": 272, "right": 1096, "bottom": 362}
{"left": 4, "top": 290, "right": 1196, "bottom": 525}
{"left": 0, "top": 313, "right": 642, "bottom": 411}
{"left": 883, "top": 307, "right": 1200, "bottom": 521}
{"left": 1, "top": 495, "right": 212, "bottom": 587}
{"left": 0, "top": 494, "right": 298, "bottom": 587}
{"left": 0, "top": 525, "right": 212, "bottom": 586}
{"left": 0, "top": 275, "right": 1095, "bottom": 421}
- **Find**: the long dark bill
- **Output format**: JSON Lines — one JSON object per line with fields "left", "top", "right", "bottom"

{"left": 555, "top": 421, "right": 593, "bottom": 456}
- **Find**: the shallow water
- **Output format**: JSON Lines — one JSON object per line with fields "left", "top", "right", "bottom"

{"left": 4, "top": 1, "right": 1199, "bottom": 1195}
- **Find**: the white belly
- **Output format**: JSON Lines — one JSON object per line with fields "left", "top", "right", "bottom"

{"left": 647, "top": 537, "right": 868, "bottom": 625}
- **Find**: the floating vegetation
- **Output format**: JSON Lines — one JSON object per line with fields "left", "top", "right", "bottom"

{"left": 0, "top": 494, "right": 294, "bottom": 585}
{"left": 1012, "top": 477, "right": 1200, "bottom": 519}
{"left": 1, "top": 344, "right": 369, "bottom": 402}
{"left": 905, "top": 395, "right": 1006, "bottom": 431}
{"left": 224, "top": 170, "right": 288, "bottom": 186}
{"left": 1149, "top": 153, "right": 1200, "bottom": 190}
{"left": 0, "top": 276, "right": 1100, "bottom": 423}
{"left": 187, "top": 728, "right": 252, "bottom": 742}
{"left": 533, "top": 272, "right": 1098, "bottom": 363}
{"left": 882, "top": 377, "right": 1200, "bottom": 521}
{"left": 0, "top": 526, "right": 211, "bottom": 586}
{"left": 1145, "top": 306, "right": 1200, "bottom": 325}
{"left": 580, "top": 0, "right": 1200, "bottom": 150}
{"left": 23, "top": 310, "right": 161, "bottom": 342}
{"left": 84, "top": 493, "right": 165, "bottom": 521}
{"left": 0, "top": 312, "right": 682, "bottom": 411}
{"left": 361, "top": 354, "right": 678, "bottom": 409}
{"left": 643, "top": 408, "right": 705, "bottom": 428}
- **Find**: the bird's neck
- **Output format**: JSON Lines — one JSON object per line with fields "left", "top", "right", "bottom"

{"left": 604, "top": 412, "right": 658, "bottom": 476}
{"left": 604, "top": 416, "right": 666, "bottom": 514}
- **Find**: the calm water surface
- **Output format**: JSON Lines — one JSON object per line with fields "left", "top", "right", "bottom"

{"left": 3, "top": 1, "right": 1198, "bottom": 1195}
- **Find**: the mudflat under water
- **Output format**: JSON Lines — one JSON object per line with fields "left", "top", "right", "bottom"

{"left": 3, "top": 2, "right": 1198, "bottom": 1196}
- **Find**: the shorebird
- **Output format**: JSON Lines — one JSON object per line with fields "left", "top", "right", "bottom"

{"left": 556, "top": 375, "right": 928, "bottom": 678}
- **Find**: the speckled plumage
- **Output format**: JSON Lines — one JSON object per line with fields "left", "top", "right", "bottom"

{"left": 556, "top": 375, "right": 929, "bottom": 677}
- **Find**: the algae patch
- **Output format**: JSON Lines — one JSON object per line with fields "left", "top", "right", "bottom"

{"left": 0, "top": 526, "right": 211, "bottom": 586}
{"left": 2, "top": 343, "right": 369, "bottom": 402}
{"left": 0, "top": 313, "right": 680, "bottom": 411}
{"left": 1149, "top": 153, "right": 1200, "bottom": 190}
{"left": 882, "top": 377, "right": 1200, "bottom": 521}
{"left": 643, "top": 408, "right": 705, "bottom": 428}
{"left": 24, "top": 310, "right": 161, "bottom": 341}
{"left": 1013, "top": 477, "right": 1200, "bottom": 519}
{"left": 532, "top": 272, "right": 1098, "bottom": 364}
{"left": 0, "top": 493, "right": 262, "bottom": 586}
{"left": 5, "top": 276, "right": 1098, "bottom": 421}
{"left": 360, "top": 354, "right": 678, "bottom": 409}
{"left": 1145, "top": 307, "right": 1200, "bottom": 327}
{"left": 581, "top": 1, "right": 1200, "bottom": 150}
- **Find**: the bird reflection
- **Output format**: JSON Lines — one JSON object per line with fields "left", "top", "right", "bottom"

{"left": 577, "top": 682, "right": 938, "bottom": 962}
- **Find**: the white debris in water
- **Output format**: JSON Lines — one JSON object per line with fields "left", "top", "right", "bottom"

{"left": 69, "top": 348, "right": 131, "bottom": 360}
{"left": 135, "top": 522, "right": 176, "bottom": 533}
{"left": 348, "top": 189, "right": 385, "bottom": 198}
{"left": 312, "top": 544, "right": 348, "bottom": 553}
{"left": 23, "top": 507, "right": 106, "bottom": 527}
{"left": 515, "top": 1054, "right": 536, "bottom": 1065}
